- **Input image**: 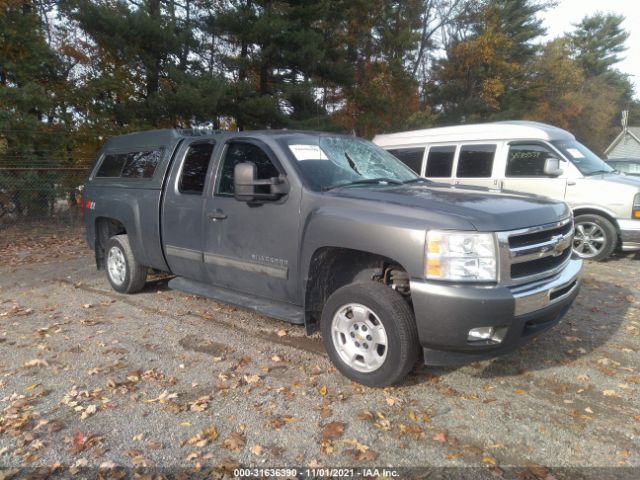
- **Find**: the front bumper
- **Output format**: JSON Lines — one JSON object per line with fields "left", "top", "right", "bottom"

{"left": 618, "top": 219, "right": 640, "bottom": 251}
{"left": 410, "top": 257, "right": 582, "bottom": 366}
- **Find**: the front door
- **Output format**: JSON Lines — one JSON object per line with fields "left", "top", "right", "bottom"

{"left": 202, "top": 139, "right": 301, "bottom": 304}
{"left": 500, "top": 142, "right": 568, "bottom": 200}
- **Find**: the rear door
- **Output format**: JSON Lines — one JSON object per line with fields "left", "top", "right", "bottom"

{"left": 202, "top": 138, "right": 301, "bottom": 303}
{"left": 500, "top": 142, "right": 567, "bottom": 200}
{"left": 452, "top": 143, "right": 499, "bottom": 189}
{"left": 161, "top": 140, "right": 216, "bottom": 282}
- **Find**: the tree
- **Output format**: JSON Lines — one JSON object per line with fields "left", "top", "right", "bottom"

{"left": 0, "top": 0, "right": 75, "bottom": 217}
{"left": 524, "top": 38, "right": 627, "bottom": 155}
{"left": 62, "top": 0, "right": 225, "bottom": 129}
{"left": 426, "top": 0, "right": 550, "bottom": 124}
{"left": 570, "top": 13, "right": 629, "bottom": 78}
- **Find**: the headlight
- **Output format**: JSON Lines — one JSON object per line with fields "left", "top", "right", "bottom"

{"left": 426, "top": 230, "right": 497, "bottom": 282}
{"left": 633, "top": 194, "right": 640, "bottom": 219}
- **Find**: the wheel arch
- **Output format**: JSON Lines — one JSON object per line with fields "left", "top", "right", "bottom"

{"left": 94, "top": 217, "right": 127, "bottom": 269}
{"left": 572, "top": 207, "right": 621, "bottom": 246}
{"left": 303, "top": 246, "right": 412, "bottom": 334}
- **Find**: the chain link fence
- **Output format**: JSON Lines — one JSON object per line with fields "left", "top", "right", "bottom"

{"left": 0, "top": 166, "right": 89, "bottom": 246}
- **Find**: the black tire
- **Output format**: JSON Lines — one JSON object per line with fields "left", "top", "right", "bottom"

{"left": 321, "top": 282, "right": 419, "bottom": 387}
{"left": 573, "top": 214, "right": 617, "bottom": 261}
{"left": 104, "top": 235, "right": 148, "bottom": 293}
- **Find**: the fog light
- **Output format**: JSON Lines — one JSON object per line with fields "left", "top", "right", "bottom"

{"left": 467, "top": 326, "right": 507, "bottom": 344}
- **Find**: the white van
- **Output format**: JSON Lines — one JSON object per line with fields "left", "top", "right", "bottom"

{"left": 374, "top": 121, "right": 640, "bottom": 261}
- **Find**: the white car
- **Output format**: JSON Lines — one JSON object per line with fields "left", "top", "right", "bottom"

{"left": 374, "top": 121, "right": 640, "bottom": 260}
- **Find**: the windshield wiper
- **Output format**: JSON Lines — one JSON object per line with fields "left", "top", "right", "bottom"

{"left": 323, "top": 178, "right": 403, "bottom": 191}
{"left": 403, "top": 178, "right": 429, "bottom": 184}
{"left": 345, "top": 152, "right": 361, "bottom": 175}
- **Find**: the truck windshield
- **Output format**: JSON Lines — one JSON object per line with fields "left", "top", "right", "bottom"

{"left": 283, "top": 136, "right": 419, "bottom": 191}
{"left": 550, "top": 140, "right": 615, "bottom": 176}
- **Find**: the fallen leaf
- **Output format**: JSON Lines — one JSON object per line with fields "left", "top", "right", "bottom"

{"left": 318, "top": 386, "right": 328, "bottom": 396}
{"left": 23, "top": 359, "right": 49, "bottom": 368}
{"left": 81, "top": 404, "right": 97, "bottom": 419}
{"left": 243, "top": 374, "right": 261, "bottom": 384}
{"left": 432, "top": 431, "right": 447, "bottom": 443}
{"left": 321, "top": 422, "right": 345, "bottom": 442}
{"left": 357, "top": 411, "right": 375, "bottom": 421}
{"left": 222, "top": 432, "right": 245, "bottom": 451}
{"left": 526, "top": 462, "right": 548, "bottom": 477}
{"left": 250, "top": 444, "right": 263, "bottom": 456}
{"left": 603, "top": 390, "right": 619, "bottom": 397}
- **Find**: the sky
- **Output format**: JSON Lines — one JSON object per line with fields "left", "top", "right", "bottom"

{"left": 540, "top": 0, "right": 640, "bottom": 97}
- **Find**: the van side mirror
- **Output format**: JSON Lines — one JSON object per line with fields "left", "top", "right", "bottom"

{"left": 543, "top": 157, "right": 563, "bottom": 177}
{"left": 233, "top": 162, "right": 289, "bottom": 202}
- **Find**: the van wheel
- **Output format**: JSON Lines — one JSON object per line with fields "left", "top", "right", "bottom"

{"left": 321, "top": 282, "right": 419, "bottom": 387}
{"left": 104, "top": 235, "right": 147, "bottom": 293}
{"left": 573, "top": 214, "right": 617, "bottom": 261}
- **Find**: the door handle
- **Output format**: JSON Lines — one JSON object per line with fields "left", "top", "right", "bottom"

{"left": 207, "top": 209, "right": 227, "bottom": 221}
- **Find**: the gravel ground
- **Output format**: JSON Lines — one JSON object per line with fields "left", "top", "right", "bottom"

{"left": 0, "top": 231, "right": 639, "bottom": 479}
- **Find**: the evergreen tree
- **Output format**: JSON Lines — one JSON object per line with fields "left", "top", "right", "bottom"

{"left": 570, "top": 13, "right": 629, "bottom": 78}
{"left": 0, "top": 0, "right": 73, "bottom": 217}
{"left": 62, "top": 0, "right": 225, "bottom": 129}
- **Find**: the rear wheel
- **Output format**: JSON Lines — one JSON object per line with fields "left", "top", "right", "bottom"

{"left": 573, "top": 214, "right": 617, "bottom": 261}
{"left": 321, "top": 282, "right": 419, "bottom": 387}
{"left": 104, "top": 235, "right": 147, "bottom": 293}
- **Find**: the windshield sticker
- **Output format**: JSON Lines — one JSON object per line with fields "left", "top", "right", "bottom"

{"left": 289, "top": 144, "right": 328, "bottom": 161}
{"left": 566, "top": 148, "right": 585, "bottom": 159}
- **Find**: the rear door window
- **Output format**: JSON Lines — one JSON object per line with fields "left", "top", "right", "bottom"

{"left": 387, "top": 148, "right": 424, "bottom": 174}
{"left": 456, "top": 145, "right": 496, "bottom": 178}
{"left": 425, "top": 146, "right": 456, "bottom": 177}
{"left": 507, "top": 144, "right": 556, "bottom": 177}
{"left": 179, "top": 142, "right": 215, "bottom": 194}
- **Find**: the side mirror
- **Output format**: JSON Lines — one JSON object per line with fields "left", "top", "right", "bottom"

{"left": 233, "top": 162, "right": 289, "bottom": 202}
{"left": 543, "top": 157, "right": 563, "bottom": 177}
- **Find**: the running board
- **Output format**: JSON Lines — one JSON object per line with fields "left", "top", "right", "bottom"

{"left": 168, "top": 277, "right": 305, "bottom": 325}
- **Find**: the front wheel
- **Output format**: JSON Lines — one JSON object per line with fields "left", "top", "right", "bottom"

{"left": 321, "top": 282, "right": 419, "bottom": 387}
{"left": 104, "top": 235, "right": 148, "bottom": 293}
{"left": 573, "top": 214, "right": 617, "bottom": 261}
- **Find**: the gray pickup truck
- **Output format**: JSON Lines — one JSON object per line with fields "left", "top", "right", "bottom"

{"left": 83, "top": 129, "right": 582, "bottom": 386}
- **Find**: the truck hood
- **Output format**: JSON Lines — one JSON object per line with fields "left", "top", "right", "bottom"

{"left": 331, "top": 183, "right": 570, "bottom": 232}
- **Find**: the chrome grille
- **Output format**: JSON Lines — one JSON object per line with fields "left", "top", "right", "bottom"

{"left": 497, "top": 217, "right": 574, "bottom": 286}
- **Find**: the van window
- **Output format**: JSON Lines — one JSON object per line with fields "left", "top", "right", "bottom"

{"left": 179, "top": 142, "right": 215, "bottom": 194}
{"left": 425, "top": 146, "right": 455, "bottom": 177}
{"left": 387, "top": 148, "right": 424, "bottom": 174}
{"left": 507, "top": 144, "right": 555, "bottom": 177}
{"left": 121, "top": 149, "right": 164, "bottom": 178}
{"left": 456, "top": 145, "right": 496, "bottom": 178}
